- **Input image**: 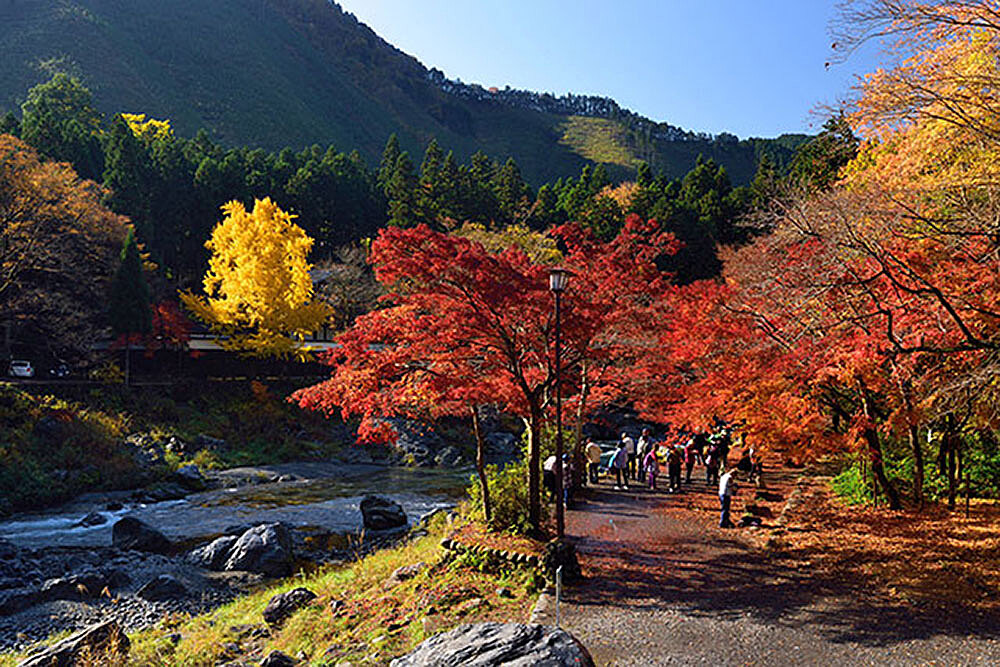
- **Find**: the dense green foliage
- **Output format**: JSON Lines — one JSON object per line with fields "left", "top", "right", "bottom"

{"left": 0, "top": 382, "right": 350, "bottom": 516}
{"left": 0, "top": 0, "right": 803, "bottom": 187}
{"left": 108, "top": 227, "right": 152, "bottom": 337}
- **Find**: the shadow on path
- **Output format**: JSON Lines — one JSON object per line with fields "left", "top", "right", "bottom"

{"left": 562, "top": 472, "right": 999, "bottom": 650}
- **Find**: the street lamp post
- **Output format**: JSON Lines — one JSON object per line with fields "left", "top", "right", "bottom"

{"left": 549, "top": 268, "right": 569, "bottom": 539}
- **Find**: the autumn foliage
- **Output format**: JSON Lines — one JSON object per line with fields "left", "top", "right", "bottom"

{"left": 295, "top": 215, "right": 676, "bottom": 532}
{"left": 182, "top": 197, "right": 331, "bottom": 358}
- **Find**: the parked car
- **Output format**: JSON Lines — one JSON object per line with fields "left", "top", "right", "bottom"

{"left": 49, "top": 363, "right": 71, "bottom": 378}
{"left": 8, "top": 359, "right": 34, "bottom": 378}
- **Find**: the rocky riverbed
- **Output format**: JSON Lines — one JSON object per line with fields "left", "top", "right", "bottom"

{"left": 0, "top": 462, "right": 469, "bottom": 651}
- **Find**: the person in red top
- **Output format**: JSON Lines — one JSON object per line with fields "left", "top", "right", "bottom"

{"left": 684, "top": 438, "right": 699, "bottom": 484}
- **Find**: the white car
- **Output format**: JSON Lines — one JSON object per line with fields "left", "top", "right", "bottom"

{"left": 8, "top": 360, "right": 34, "bottom": 378}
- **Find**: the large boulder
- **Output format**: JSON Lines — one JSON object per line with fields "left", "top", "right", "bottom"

{"left": 484, "top": 432, "right": 520, "bottom": 465}
{"left": 112, "top": 517, "right": 171, "bottom": 554}
{"left": 137, "top": 574, "right": 189, "bottom": 601}
{"left": 173, "top": 464, "right": 207, "bottom": 491}
{"left": 389, "top": 623, "right": 594, "bottom": 667}
{"left": 188, "top": 535, "right": 238, "bottom": 570}
{"left": 41, "top": 572, "right": 109, "bottom": 601}
{"left": 262, "top": 587, "right": 317, "bottom": 627}
{"left": 17, "top": 620, "right": 130, "bottom": 667}
{"left": 223, "top": 523, "right": 294, "bottom": 577}
{"left": 260, "top": 650, "right": 297, "bottom": 667}
{"left": 360, "top": 495, "right": 407, "bottom": 531}
{"left": 434, "top": 446, "right": 464, "bottom": 467}
{"left": 383, "top": 418, "right": 443, "bottom": 467}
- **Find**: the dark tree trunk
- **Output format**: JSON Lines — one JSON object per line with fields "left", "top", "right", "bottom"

{"left": 471, "top": 405, "right": 492, "bottom": 524}
{"left": 571, "top": 365, "right": 589, "bottom": 488}
{"left": 860, "top": 383, "right": 901, "bottom": 510}
{"left": 526, "top": 402, "right": 543, "bottom": 535}
{"left": 909, "top": 424, "right": 924, "bottom": 510}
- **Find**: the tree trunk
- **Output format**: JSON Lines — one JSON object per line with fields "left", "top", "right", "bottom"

{"left": 859, "top": 383, "right": 901, "bottom": 510}
{"left": 471, "top": 405, "right": 492, "bottom": 524}
{"left": 525, "top": 402, "right": 543, "bottom": 535}
{"left": 909, "top": 424, "right": 924, "bottom": 510}
{"left": 571, "top": 365, "right": 589, "bottom": 488}
{"left": 944, "top": 416, "right": 958, "bottom": 510}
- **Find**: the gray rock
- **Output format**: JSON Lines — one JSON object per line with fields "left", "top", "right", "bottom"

{"left": 263, "top": 587, "right": 317, "bottom": 627}
{"left": 137, "top": 574, "right": 189, "bottom": 601}
{"left": 76, "top": 511, "right": 106, "bottom": 527}
{"left": 17, "top": 620, "right": 130, "bottom": 667}
{"left": 188, "top": 535, "right": 239, "bottom": 570}
{"left": 193, "top": 433, "right": 227, "bottom": 451}
{"left": 338, "top": 447, "right": 373, "bottom": 465}
{"left": 260, "top": 650, "right": 297, "bottom": 667}
{"left": 139, "top": 481, "right": 189, "bottom": 502}
{"left": 485, "top": 432, "right": 519, "bottom": 455}
{"left": 223, "top": 523, "right": 294, "bottom": 577}
{"left": 41, "top": 572, "right": 108, "bottom": 600}
{"left": 112, "top": 517, "right": 172, "bottom": 554}
{"left": 174, "top": 464, "right": 207, "bottom": 491}
{"left": 383, "top": 418, "right": 442, "bottom": 467}
{"left": 389, "top": 622, "right": 594, "bottom": 667}
{"left": 360, "top": 495, "right": 407, "bottom": 531}
{"left": 434, "top": 446, "right": 464, "bottom": 467}
{"left": 386, "top": 562, "right": 425, "bottom": 587}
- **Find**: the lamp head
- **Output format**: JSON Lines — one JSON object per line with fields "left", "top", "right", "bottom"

{"left": 548, "top": 267, "right": 570, "bottom": 293}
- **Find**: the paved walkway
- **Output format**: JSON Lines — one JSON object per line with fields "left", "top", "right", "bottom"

{"left": 558, "top": 470, "right": 1000, "bottom": 666}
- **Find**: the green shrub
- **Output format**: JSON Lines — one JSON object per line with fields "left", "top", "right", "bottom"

{"left": 467, "top": 460, "right": 531, "bottom": 535}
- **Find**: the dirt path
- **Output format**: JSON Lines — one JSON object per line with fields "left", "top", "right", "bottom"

{"left": 559, "top": 468, "right": 1000, "bottom": 666}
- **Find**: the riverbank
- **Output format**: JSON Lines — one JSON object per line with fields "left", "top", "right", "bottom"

{"left": 0, "top": 512, "right": 544, "bottom": 666}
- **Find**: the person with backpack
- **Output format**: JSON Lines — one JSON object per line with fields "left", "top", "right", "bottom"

{"left": 666, "top": 446, "right": 682, "bottom": 492}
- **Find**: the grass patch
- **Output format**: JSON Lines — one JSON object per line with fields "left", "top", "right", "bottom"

{"left": 0, "top": 513, "right": 541, "bottom": 666}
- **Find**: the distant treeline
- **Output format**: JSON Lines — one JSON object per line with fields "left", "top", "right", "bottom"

{"left": 2, "top": 73, "right": 810, "bottom": 284}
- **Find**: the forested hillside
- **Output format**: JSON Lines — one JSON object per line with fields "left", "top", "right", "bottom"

{"left": 0, "top": 0, "right": 804, "bottom": 185}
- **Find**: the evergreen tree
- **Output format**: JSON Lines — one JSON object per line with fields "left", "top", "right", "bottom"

{"left": 109, "top": 228, "right": 152, "bottom": 385}
{"left": 387, "top": 151, "right": 420, "bottom": 227}
{"left": 493, "top": 157, "right": 531, "bottom": 225}
{"left": 103, "top": 115, "right": 153, "bottom": 247}
{"left": 378, "top": 134, "right": 401, "bottom": 193}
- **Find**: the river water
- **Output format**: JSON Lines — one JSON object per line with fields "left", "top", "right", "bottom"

{"left": 0, "top": 462, "right": 472, "bottom": 549}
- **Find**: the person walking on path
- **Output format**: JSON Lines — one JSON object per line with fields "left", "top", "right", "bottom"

{"left": 543, "top": 454, "right": 558, "bottom": 501}
{"left": 637, "top": 428, "right": 654, "bottom": 467}
{"left": 718, "top": 467, "right": 738, "bottom": 528}
{"left": 705, "top": 442, "right": 720, "bottom": 486}
{"left": 643, "top": 446, "right": 660, "bottom": 491}
{"left": 585, "top": 437, "right": 602, "bottom": 485}
{"left": 610, "top": 441, "right": 629, "bottom": 490}
{"left": 620, "top": 432, "right": 637, "bottom": 482}
{"left": 666, "top": 446, "right": 682, "bottom": 492}
{"left": 683, "top": 437, "right": 698, "bottom": 484}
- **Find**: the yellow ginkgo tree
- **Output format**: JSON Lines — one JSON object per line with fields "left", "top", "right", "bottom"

{"left": 181, "top": 197, "right": 332, "bottom": 358}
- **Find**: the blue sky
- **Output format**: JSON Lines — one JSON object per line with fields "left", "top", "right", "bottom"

{"left": 336, "top": 1, "right": 889, "bottom": 139}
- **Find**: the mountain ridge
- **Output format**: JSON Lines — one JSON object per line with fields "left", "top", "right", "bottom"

{"left": 0, "top": 0, "right": 806, "bottom": 184}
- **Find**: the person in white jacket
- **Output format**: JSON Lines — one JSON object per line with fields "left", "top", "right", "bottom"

{"left": 718, "top": 467, "right": 738, "bottom": 528}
